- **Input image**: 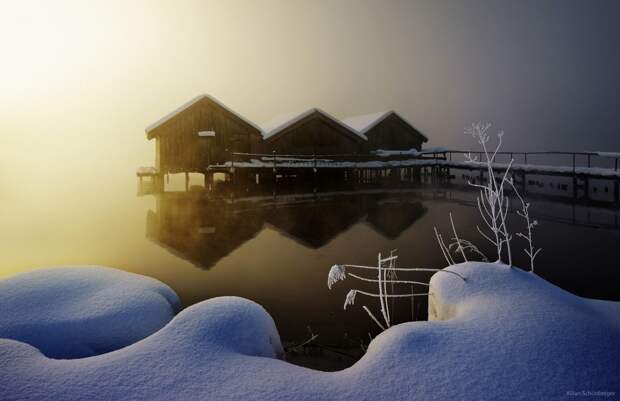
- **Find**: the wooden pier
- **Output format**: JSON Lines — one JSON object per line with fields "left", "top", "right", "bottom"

{"left": 138, "top": 150, "right": 620, "bottom": 204}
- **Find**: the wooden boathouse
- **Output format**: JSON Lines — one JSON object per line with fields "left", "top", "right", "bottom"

{"left": 145, "top": 94, "right": 262, "bottom": 176}
{"left": 342, "top": 111, "right": 427, "bottom": 152}
{"left": 261, "top": 108, "right": 366, "bottom": 155}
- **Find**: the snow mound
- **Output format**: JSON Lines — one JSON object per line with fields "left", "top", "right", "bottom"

{"left": 1, "top": 263, "right": 618, "bottom": 401}
{"left": 0, "top": 267, "right": 180, "bottom": 358}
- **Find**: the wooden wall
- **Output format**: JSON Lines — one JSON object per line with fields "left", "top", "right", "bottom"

{"left": 263, "top": 111, "right": 364, "bottom": 155}
{"left": 364, "top": 113, "right": 427, "bottom": 151}
{"left": 149, "top": 97, "right": 262, "bottom": 173}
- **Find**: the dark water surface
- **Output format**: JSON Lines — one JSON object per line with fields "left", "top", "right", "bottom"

{"left": 3, "top": 180, "right": 620, "bottom": 369}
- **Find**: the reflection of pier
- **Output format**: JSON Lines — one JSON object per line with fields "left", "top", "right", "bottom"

{"left": 146, "top": 191, "right": 428, "bottom": 269}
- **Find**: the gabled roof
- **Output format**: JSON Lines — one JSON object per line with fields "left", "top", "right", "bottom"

{"left": 342, "top": 111, "right": 391, "bottom": 136}
{"left": 342, "top": 110, "right": 428, "bottom": 141}
{"left": 145, "top": 94, "right": 262, "bottom": 136}
{"left": 260, "top": 108, "right": 367, "bottom": 141}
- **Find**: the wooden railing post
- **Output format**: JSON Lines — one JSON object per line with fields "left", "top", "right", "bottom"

{"left": 272, "top": 150, "right": 277, "bottom": 195}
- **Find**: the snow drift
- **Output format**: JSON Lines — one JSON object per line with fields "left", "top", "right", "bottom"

{"left": 0, "top": 267, "right": 180, "bottom": 358}
{"left": 0, "top": 263, "right": 618, "bottom": 401}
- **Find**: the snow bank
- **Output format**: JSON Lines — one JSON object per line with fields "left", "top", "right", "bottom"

{"left": 1, "top": 263, "right": 618, "bottom": 400}
{"left": 0, "top": 267, "right": 180, "bottom": 358}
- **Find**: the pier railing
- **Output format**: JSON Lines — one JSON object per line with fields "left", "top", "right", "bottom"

{"left": 226, "top": 150, "right": 444, "bottom": 170}
{"left": 442, "top": 150, "right": 620, "bottom": 172}
{"left": 224, "top": 150, "right": 619, "bottom": 172}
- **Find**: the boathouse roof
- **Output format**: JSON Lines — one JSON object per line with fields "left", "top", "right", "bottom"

{"left": 342, "top": 110, "right": 428, "bottom": 142}
{"left": 145, "top": 94, "right": 262, "bottom": 136}
{"left": 260, "top": 108, "right": 367, "bottom": 141}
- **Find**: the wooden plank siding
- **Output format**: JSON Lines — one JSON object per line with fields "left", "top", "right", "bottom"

{"left": 147, "top": 96, "right": 262, "bottom": 173}
{"left": 262, "top": 110, "right": 365, "bottom": 155}
{"left": 363, "top": 112, "right": 427, "bottom": 152}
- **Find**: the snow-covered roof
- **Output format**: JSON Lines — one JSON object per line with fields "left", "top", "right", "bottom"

{"left": 342, "top": 110, "right": 428, "bottom": 141}
{"left": 341, "top": 111, "right": 391, "bottom": 136}
{"left": 145, "top": 95, "right": 427, "bottom": 143}
{"left": 260, "top": 108, "right": 367, "bottom": 141}
{"left": 145, "top": 94, "right": 262, "bottom": 135}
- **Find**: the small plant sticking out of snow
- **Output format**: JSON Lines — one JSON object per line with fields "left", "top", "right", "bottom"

{"left": 327, "top": 250, "right": 465, "bottom": 331}
{"left": 435, "top": 122, "right": 541, "bottom": 271}
{"left": 509, "top": 179, "right": 542, "bottom": 272}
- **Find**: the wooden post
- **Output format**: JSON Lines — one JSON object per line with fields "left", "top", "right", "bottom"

{"left": 272, "top": 150, "right": 277, "bottom": 194}
{"left": 587, "top": 154, "right": 591, "bottom": 168}
{"left": 185, "top": 172, "right": 189, "bottom": 192}
{"left": 313, "top": 153, "right": 317, "bottom": 190}
{"left": 573, "top": 176, "right": 578, "bottom": 199}
{"left": 205, "top": 171, "right": 213, "bottom": 192}
{"left": 155, "top": 174, "right": 165, "bottom": 193}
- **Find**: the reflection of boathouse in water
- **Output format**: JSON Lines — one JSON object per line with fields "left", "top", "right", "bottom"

{"left": 146, "top": 192, "right": 428, "bottom": 269}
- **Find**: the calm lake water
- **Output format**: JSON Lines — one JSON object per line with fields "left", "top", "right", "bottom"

{"left": 2, "top": 176, "right": 620, "bottom": 369}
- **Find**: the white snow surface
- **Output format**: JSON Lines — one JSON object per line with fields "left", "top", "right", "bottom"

{"left": 0, "top": 267, "right": 180, "bottom": 359}
{"left": 1, "top": 263, "right": 618, "bottom": 400}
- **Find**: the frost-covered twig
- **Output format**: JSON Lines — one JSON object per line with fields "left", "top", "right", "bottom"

{"left": 508, "top": 179, "right": 542, "bottom": 273}
{"left": 448, "top": 239, "right": 488, "bottom": 262}
{"left": 449, "top": 212, "right": 467, "bottom": 262}
{"left": 362, "top": 306, "right": 386, "bottom": 331}
{"left": 284, "top": 327, "right": 319, "bottom": 352}
{"left": 434, "top": 227, "right": 456, "bottom": 265}
{"left": 464, "top": 123, "right": 513, "bottom": 265}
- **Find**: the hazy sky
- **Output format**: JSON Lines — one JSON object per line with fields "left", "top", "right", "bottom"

{"left": 1, "top": 0, "right": 620, "bottom": 195}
